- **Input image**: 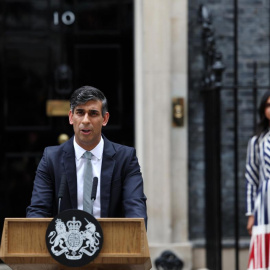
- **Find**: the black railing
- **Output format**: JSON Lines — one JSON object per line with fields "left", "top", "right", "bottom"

{"left": 199, "top": 5, "right": 224, "bottom": 270}
{"left": 200, "top": 3, "right": 270, "bottom": 270}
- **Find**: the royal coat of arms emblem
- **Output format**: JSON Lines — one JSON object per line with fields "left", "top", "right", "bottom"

{"left": 46, "top": 209, "right": 103, "bottom": 267}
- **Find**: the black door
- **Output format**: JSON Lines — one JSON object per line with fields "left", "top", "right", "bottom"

{"left": 0, "top": 0, "right": 134, "bottom": 237}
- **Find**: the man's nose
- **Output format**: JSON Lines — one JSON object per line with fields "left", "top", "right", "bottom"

{"left": 82, "top": 114, "right": 90, "bottom": 124}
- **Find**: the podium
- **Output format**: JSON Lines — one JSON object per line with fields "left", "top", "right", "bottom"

{"left": 0, "top": 218, "right": 152, "bottom": 270}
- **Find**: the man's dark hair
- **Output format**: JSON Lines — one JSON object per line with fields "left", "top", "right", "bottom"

{"left": 70, "top": 86, "right": 108, "bottom": 116}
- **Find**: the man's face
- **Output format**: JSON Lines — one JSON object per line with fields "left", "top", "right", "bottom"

{"left": 69, "top": 100, "right": 109, "bottom": 151}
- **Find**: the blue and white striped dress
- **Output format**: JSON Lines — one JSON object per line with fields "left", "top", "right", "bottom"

{"left": 246, "top": 130, "right": 270, "bottom": 269}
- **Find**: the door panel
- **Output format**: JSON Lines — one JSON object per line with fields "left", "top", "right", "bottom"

{"left": 4, "top": 45, "right": 50, "bottom": 127}
{"left": 74, "top": 45, "right": 122, "bottom": 127}
{"left": 76, "top": 2, "right": 120, "bottom": 32}
{"left": 4, "top": 1, "right": 49, "bottom": 31}
{"left": 0, "top": 0, "right": 134, "bottom": 241}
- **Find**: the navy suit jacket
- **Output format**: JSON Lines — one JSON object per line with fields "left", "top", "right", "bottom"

{"left": 26, "top": 135, "right": 147, "bottom": 225}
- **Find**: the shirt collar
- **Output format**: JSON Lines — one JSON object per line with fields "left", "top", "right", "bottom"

{"left": 73, "top": 137, "right": 104, "bottom": 160}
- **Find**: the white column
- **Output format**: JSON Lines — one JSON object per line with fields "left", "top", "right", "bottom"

{"left": 135, "top": 0, "right": 191, "bottom": 269}
{"left": 170, "top": 0, "right": 189, "bottom": 244}
{"left": 143, "top": 0, "right": 172, "bottom": 244}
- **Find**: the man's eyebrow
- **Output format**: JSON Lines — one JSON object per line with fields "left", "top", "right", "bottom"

{"left": 75, "top": 108, "right": 100, "bottom": 112}
{"left": 90, "top": 110, "right": 101, "bottom": 115}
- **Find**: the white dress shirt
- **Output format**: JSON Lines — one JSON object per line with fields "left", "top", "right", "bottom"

{"left": 73, "top": 137, "right": 104, "bottom": 217}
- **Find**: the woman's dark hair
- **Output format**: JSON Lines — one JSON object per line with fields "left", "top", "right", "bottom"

{"left": 256, "top": 90, "right": 270, "bottom": 136}
{"left": 70, "top": 86, "right": 108, "bottom": 116}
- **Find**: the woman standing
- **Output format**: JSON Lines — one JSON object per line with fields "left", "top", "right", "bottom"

{"left": 246, "top": 90, "right": 270, "bottom": 269}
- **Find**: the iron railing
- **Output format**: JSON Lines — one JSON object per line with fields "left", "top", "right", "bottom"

{"left": 199, "top": 3, "right": 270, "bottom": 270}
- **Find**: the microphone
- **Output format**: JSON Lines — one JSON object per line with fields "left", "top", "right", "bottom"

{"left": 89, "top": 177, "right": 98, "bottom": 215}
{"left": 58, "top": 174, "right": 67, "bottom": 214}
{"left": 91, "top": 177, "right": 98, "bottom": 200}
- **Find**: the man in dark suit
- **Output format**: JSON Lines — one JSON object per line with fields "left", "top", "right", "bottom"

{"left": 26, "top": 86, "right": 147, "bottom": 226}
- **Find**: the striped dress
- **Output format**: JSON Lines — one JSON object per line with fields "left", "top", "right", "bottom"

{"left": 246, "top": 130, "right": 270, "bottom": 270}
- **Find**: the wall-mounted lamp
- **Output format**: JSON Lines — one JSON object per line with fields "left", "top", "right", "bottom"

{"left": 172, "top": 97, "right": 184, "bottom": 127}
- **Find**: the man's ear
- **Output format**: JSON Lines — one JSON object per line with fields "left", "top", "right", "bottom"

{"left": 68, "top": 110, "right": 74, "bottom": 125}
{"left": 102, "top": 112, "right": 110, "bottom": 126}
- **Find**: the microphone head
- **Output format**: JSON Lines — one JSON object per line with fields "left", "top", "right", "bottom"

{"left": 91, "top": 177, "right": 98, "bottom": 200}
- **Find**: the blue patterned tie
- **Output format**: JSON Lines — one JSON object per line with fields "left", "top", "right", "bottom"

{"left": 83, "top": 151, "right": 93, "bottom": 214}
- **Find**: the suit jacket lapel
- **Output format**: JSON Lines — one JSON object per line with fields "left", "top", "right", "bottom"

{"left": 100, "top": 136, "right": 116, "bottom": 217}
{"left": 62, "top": 137, "right": 77, "bottom": 209}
